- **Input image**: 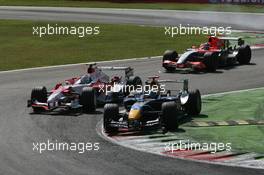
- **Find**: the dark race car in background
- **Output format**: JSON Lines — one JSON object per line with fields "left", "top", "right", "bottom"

{"left": 103, "top": 77, "right": 202, "bottom": 133}
{"left": 162, "top": 36, "right": 252, "bottom": 72}
{"left": 27, "top": 64, "right": 142, "bottom": 113}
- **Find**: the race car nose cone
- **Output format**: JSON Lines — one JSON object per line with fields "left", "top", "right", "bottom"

{"left": 128, "top": 109, "right": 141, "bottom": 120}
{"left": 129, "top": 103, "right": 142, "bottom": 120}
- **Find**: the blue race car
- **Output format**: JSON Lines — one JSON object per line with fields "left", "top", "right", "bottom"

{"left": 103, "top": 77, "right": 202, "bottom": 133}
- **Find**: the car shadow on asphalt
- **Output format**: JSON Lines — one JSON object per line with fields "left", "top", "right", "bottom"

{"left": 106, "top": 130, "right": 158, "bottom": 137}
{"left": 164, "top": 70, "right": 223, "bottom": 74}
{"left": 29, "top": 109, "right": 103, "bottom": 117}
{"left": 106, "top": 114, "right": 209, "bottom": 136}
{"left": 192, "top": 114, "right": 209, "bottom": 118}
{"left": 167, "top": 114, "right": 209, "bottom": 133}
{"left": 202, "top": 98, "right": 222, "bottom": 103}
{"left": 218, "top": 62, "right": 256, "bottom": 70}
{"left": 163, "top": 62, "right": 256, "bottom": 74}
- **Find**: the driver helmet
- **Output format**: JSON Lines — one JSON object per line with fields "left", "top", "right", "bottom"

{"left": 111, "top": 76, "right": 121, "bottom": 83}
{"left": 203, "top": 43, "right": 210, "bottom": 50}
{"left": 148, "top": 79, "right": 160, "bottom": 99}
{"left": 87, "top": 65, "right": 95, "bottom": 74}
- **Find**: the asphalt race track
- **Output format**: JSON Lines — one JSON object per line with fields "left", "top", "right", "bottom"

{"left": 0, "top": 50, "right": 264, "bottom": 175}
{"left": 0, "top": 6, "right": 264, "bottom": 175}
{"left": 0, "top": 6, "right": 264, "bottom": 30}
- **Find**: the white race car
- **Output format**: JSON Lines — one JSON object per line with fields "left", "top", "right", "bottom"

{"left": 27, "top": 63, "right": 142, "bottom": 113}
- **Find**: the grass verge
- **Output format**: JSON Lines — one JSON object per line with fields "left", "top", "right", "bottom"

{"left": 179, "top": 89, "right": 264, "bottom": 154}
{"left": 0, "top": 20, "right": 205, "bottom": 71}
{"left": 0, "top": 0, "right": 264, "bottom": 13}
{"left": 232, "top": 31, "right": 264, "bottom": 46}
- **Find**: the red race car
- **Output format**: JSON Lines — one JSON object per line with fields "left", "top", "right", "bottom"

{"left": 162, "top": 36, "right": 251, "bottom": 72}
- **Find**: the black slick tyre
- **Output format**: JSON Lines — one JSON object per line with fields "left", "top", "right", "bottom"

{"left": 185, "top": 89, "right": 201, "bottom": 116}
{"left": 31, "top": 86, "right": 47, "bottom": 113}
{"left": 104, "top": 103, "right": 119, "bottom": 133}
{"left": 80, "top": 87, "right": 96, "bottom": 112}
{"left": 163, "top": 50, "right": 178, "bottom": 72}
{"left": 162, "top": 101, "right": 179, "bottom": 130}
{"left": 237, "top": 45, "right": 251, "bottom": 64}
{"left": 203, "top": 52, "right": 218, "bottom": 72}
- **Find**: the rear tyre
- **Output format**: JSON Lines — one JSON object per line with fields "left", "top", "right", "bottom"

{"left": 185, "top": 89, "right": 201, "bottom": 116}
{"left": 80, "top": 87, "right": 96, "bottom": 112}
{"left": 163, "top": 50, "right": 178, "bottom": 62}
{"left": 237, "top": 45, "right": 251, "bottom": 65}
{"left": 125, "top": 76, "right": 142, "bottom": 96}
{"left": 162, "top": 101, "right": 179, "bottom": 130}
{"left": 163, "top": 50, "right": 178, "bottom": 72}
{"left": 31, "top": 86, "right": 47, "bottom": 113}
{"left": 164, "top": 66, "right": 176, "bottom": 72}
{"left": 203, "top": 52, "right": 219, "bottom": 72}
{"left": 106, "top": 91, "right": 119, "bottom": 103}
{"left": 104, "top": 103, "right": 119, "bottom": 133}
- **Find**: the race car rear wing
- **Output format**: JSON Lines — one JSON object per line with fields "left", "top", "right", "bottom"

{"left": 86, "top": 63, "right": 134, "bottom": 78}
{"left": 146, "top": 76, "right": 188, "bottom": 92}
{"left": 98, "top": 66, "right": 134, "bottom": 79}
{"left": 213, "top": 36, "right": 245, "bottom": 46}
{"left": 158, "top": 79, "right": 189, "bottom": 92}
{"left": 217, "top": 37, "right": 241, "bottom": 40}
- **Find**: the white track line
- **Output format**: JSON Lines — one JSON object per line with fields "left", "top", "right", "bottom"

{"left": 0, "top": 55, "right": 161, "bottom": 74}
{"left": 0, "top": 29, "right": 263, "bottom": 74}
{"left": 2, "top": 6, "right": 264, "bottom": 16}
{"left": 98, "top": 120, "right": 264, "bottom": 170}
{"left": 1, "top": 44, "right": 262, "bottom": 74}
{"left": 203, "top": 87, "right": 264, "bottom": 97}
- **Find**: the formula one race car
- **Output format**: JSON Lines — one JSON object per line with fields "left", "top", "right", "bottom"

{"left": 162, "top": 36, "right": 252, "bottom": 72}
{"left": 27, "top": 64, "right": 142, "bottom": 113}
{"left": 103, "top": 76, "right": 201, "bottom": 133}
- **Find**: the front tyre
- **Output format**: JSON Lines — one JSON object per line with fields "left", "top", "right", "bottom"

{"left": 163, "top": 50, "right": 178, "bottom": 72}
{"left": 163, "top": 50, "right": 178, "bottom": 62}
{"left": 80, "top": 87, "right": 96, "bottom": 112}
{"left": 162, "top": 101, "right": 179, "bottom": 130}
{"left": 31, "top": 86, "right": 47, "bottom": 113}
{"left": 185, "top": 89, "right": 201, "bottom": 116}
{"left": 104, "top": 103, "right": 119, "bottom": 133}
